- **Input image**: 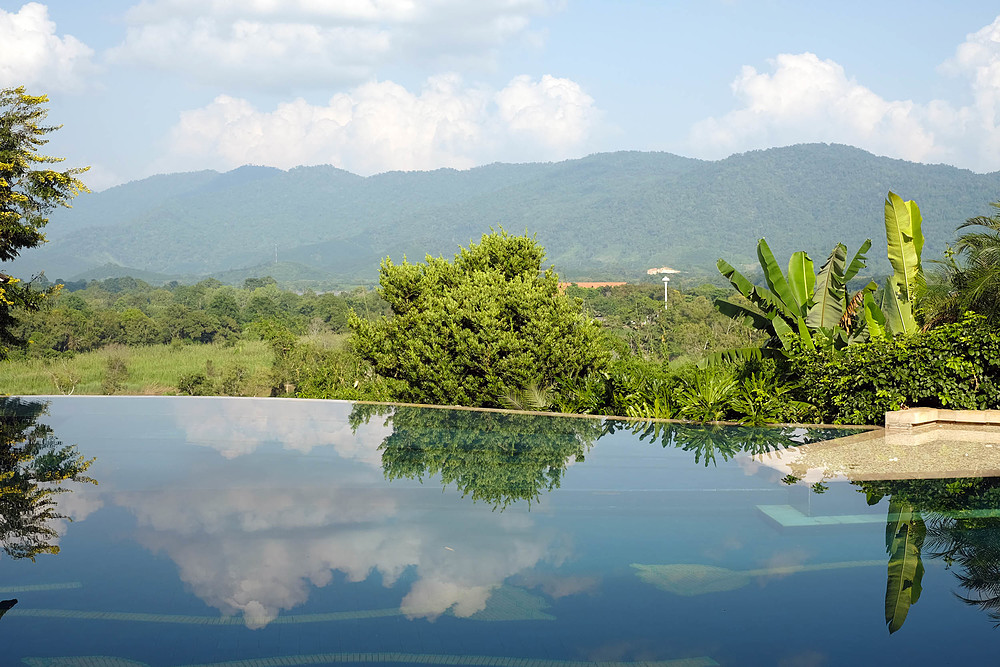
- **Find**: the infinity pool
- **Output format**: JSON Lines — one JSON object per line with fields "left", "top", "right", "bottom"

{"left": 3, "top": 396, "right": 999, "bottom": 666}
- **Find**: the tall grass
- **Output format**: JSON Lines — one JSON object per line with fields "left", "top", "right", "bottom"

{"left": 0, "top": 341, "right": 273, "bottom": 396}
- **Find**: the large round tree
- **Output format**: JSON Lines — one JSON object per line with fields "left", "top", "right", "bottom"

{"left": 0, "top": 86, "right": 89, "bottom": 359}
{"left": 350, "top": 230, "right": 608, "bottom": 408}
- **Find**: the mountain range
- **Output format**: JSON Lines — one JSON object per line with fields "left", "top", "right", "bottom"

{"left": 10, "top": 143, "right": 1000, "bottom": 286}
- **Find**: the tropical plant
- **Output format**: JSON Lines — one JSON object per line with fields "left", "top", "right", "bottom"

{"left": 866, "top": 192, "right": 925, "bottom": 338}
{"left": 676, "top": 368, "right": 737, "bottom": 422}
{"left": 730, "top": 373, "right": 816, "bottom": 425}
{"left": 710, "top": 238, "right": 875, "bottom": 364}
{"left": 787, "top": 313, "right": 1000, "bottom": 424}
{"left": 949, "top": 201, "right": 1000, "bottom": 324}
{"left": 499, "top": 382, "right": 553, "bottom": 411}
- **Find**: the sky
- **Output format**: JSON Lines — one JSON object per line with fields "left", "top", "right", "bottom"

{"left": 4, "top": 1, "right": 1000, "bottom": 191}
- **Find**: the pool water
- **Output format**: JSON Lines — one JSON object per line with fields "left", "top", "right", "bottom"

{"left": 2, "top": 396, "right": 998, "bottom": 666}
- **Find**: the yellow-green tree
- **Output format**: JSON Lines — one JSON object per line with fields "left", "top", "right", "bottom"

{"left": 0, "top": 86, "right": 88, "bottom": 359}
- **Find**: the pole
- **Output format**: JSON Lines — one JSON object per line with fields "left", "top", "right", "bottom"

{"left": 662, "top": 276, "right": 670, "bottom": 310}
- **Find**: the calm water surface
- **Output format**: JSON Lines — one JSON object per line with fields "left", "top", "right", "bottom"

{"left": 2, "top": 396, "right": 997, "bottom": 666}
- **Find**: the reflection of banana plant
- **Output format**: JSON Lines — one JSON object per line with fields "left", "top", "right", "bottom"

{"left": 709, "top": 238, "right": 875, "bottom": 365}
{"left": 884, "top": 499, "right": 926, "bottom": 634}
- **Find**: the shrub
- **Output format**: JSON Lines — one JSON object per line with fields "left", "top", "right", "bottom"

{"left": 177, "top": 371, "right": 211, "bottom": 396}
{"left": 101, "top": 348, "right": 129, "bottom": 395}
{"left": 788, "top": 313, "right": 1000, "bottom": 424}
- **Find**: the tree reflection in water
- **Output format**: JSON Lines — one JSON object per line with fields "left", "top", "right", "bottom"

{"left": 0, "top": 397, "right": 95, "bottom": 560}
{"left": 605, "top": 420, "right": 846, "bottom": 466}
{"left": 860, "top": 478, "right": 1000, "bottom": 631}
{"left": 349, "top": 405, "right": 602, "bottom": 509}
{"left": 351, "top": 405, "right": 848, "bottom": 507}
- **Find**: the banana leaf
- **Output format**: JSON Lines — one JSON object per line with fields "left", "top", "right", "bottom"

{"left": 714, "top": 299, "right": 772, "bottom": 332}
{"left": 883, "top": 276, "right": 917, "bottom": 336}
{"left": 717, "top": 257, "right": 795, "bottom": 321}
{"left": 787, "top": 250, "right": 815, "bottom": 311}
{"left": 806, "top": 244, "right": 847, "bottom": 330}
{"left": 792, "top": 315, "right": 816, "bottom": 351}
{"left": 884, "top": 192, "right": 924, "bottom": 314}
{"left": 844, "top": 238, "right": 873, "bottom": 283}
{"left": 864, "top": 291, "right": 887, "bottom": 340}
{"left": 757, "top": 239, "right": 800, "bottom": 316}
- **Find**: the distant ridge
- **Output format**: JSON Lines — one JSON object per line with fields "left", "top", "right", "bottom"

{"left": 12, "top": 143, "right": 1000, "bottom": 285}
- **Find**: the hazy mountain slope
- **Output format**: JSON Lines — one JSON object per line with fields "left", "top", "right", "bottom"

{"left": 12, "top": 144, "right": 1000, "bottom": 283}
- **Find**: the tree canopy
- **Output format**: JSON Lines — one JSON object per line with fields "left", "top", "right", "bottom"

{"left": 349, "top": 230, "right": 609, "bottom": 408}
{"left": 0, "top": 86, "right": 88, "bottom": 359}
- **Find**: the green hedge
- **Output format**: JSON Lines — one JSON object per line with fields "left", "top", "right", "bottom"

{"left": 788, "top": 314, "right": 1000, "bottom": 424}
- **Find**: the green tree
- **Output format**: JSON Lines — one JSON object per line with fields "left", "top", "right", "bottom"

{"left": 0, "top": 87, "right": 88, "bottom": 359}
{"left": 349, "top": 231, "right": 609, "bottom": 408}
{"left": 120, "top": 307, "right": 162, "bottom": 346}
{"left": 207, "top": 288, "right": 242, "bottom": 323}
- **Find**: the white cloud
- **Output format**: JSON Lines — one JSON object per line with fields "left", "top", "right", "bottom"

{"left": 121, "top": 482, "right": 561, "bottom": 628}
{"left": 688, "top": 52, "right": 938, "bottom": 164}
{"left": 112, "top": 0, "right": 559, "bottom": 89}
{"left": 0, "top": 3, "right": 97, "bottom": 91}
{"left": 173, "top": 398, "right": 388, "bottom": 465}
{"left": 687, "top": 16, "right": 1000, "bottom": 173}
{"left": 497, "top": 74, "right": 597, "bottom": 151}
{"left": 159, "top": 73, "right": 600, "bottom": 175}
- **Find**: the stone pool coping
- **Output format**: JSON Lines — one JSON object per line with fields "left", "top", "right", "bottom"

{"left": 885, "top": 407, "right": 1000, "bottom": 430}
{"left": 758, "top": 409, "right": 1000, "bottom": 481}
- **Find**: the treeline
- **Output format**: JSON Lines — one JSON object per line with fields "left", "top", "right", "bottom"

{"left": 13, "top": 276, "right": 388, "bottom": 356}
{"left": 5, "top": 270, "right": 763, "bottom": 402}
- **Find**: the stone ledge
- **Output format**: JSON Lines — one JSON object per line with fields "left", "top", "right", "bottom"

{"left": 886, "top": 408, "right": 1000, "bottom": 430}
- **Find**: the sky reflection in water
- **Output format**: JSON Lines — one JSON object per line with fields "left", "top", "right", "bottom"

{"left": 3, "top": 396, "right": 1000, "bottom": 666}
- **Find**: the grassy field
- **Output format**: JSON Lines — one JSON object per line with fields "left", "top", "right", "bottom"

{"left": 0, "top": 341, "right": 274, "bottom": 396}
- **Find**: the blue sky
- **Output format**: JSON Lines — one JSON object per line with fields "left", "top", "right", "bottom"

{"left": 4, "top": 0, "right": 1000, "bottom": 190}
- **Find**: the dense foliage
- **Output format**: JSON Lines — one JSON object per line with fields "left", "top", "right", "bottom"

{"left": 566, "top": 282, "right": 763, "bottom": 364}
{"left": 350, "top": 232, "right": 609, "bottom": 408}
{"left": 788, "top": 314, "right": 1000, "bottom": 424}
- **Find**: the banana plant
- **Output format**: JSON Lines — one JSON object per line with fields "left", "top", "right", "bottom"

{"left": 874, "top": 191, "right": 925, "bottom": 337}
{"left": 707, "top": 238, "right": 876, "bottom": 365}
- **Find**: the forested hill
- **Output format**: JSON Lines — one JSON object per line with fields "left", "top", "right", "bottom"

{"left": 13, "top": 143, "right": 1000, "bottom": 284}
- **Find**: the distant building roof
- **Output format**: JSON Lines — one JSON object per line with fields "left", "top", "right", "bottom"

{"left": 558, "top": 281, "right": 627, "bottom": 294}
{"left": 646, "top": 266, "right": 681, "bottom": 275}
